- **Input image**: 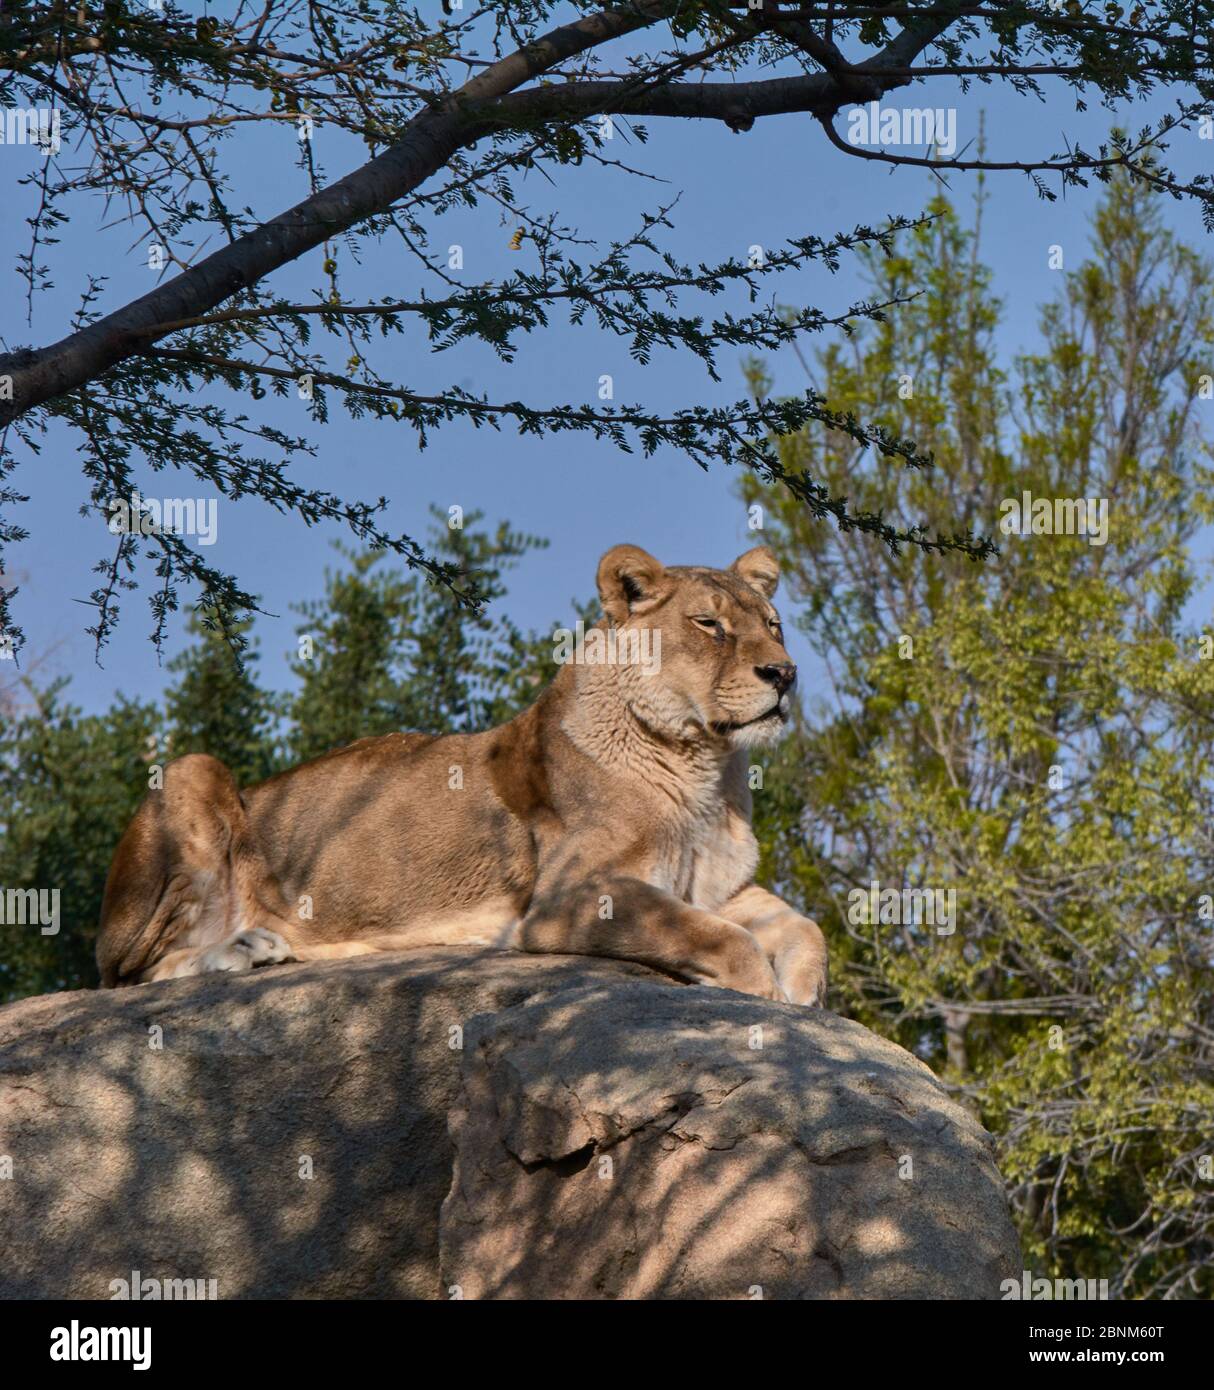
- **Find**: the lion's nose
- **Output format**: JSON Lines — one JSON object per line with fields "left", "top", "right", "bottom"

{"left": 756, "top": 661, "right": 797, "bottom": 695}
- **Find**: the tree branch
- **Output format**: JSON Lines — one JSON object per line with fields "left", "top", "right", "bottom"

{"left": 0, "top": 0, "right": 959, "bottom": 427}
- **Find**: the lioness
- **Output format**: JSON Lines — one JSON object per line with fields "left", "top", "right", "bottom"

{"left": 96, "top": 544, "right": 828, "bottom": 1004}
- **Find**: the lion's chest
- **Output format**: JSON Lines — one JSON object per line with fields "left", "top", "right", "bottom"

{"left": 651, "top": 801, "right": 759, "bottom": 913}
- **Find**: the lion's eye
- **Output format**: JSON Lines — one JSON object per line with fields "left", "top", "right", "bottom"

{"left": 691, "top": 614, "right": 723, "bottom": 634}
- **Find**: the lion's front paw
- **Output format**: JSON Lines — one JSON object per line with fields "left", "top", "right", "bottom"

{"left": 690, "top": 924, "right": 787, "bottom": 1002}
{"left": 776, "top": 947, "right": 828, "bottom": 1008}
{"left": 782, "top": 963, "right": 827, "bottom": 1008}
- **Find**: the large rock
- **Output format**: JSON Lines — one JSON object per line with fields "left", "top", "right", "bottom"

{"left": 0, "top": 949, "right": 1019, "bottom": 1299}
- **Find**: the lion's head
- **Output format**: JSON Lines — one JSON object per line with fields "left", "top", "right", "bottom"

{"left": 592, "top": 542, "right": 797, "bottom": 749}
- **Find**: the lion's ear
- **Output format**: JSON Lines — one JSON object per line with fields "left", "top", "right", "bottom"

{"left": 730, "top": 545, "right": 780, "bottom": 600}
{"left": 596, "top": 544, "right": 667, "bottom": 624}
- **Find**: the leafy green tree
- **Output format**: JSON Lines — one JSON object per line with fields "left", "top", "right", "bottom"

{"left": 286, "top": 544, "right": 418, "bottom": 761}
{"left": 743, "top": 175, "right": 1214, "bottom": 1298}
{"left": 164, "top": 610, "right": 281, "bottom": 785}
{"left": 288, "top": 512, "right": 557, "bottom": 759}
{"left": 0, "top": 680, "right": 158, "bottom": 999}
{"left": 393, "top": 509, "right": 552, "bottom": 733}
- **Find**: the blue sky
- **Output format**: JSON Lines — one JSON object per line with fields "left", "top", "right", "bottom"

{"left": 3, "top": 44, "right": 1212, "bottom": 716}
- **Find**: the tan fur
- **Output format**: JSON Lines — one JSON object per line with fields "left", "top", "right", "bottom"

{"left": 96, "top": 545, "right": 828, "bottom": 1004}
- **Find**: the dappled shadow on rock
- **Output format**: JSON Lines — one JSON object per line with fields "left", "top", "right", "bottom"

{"left": 439, "top": 981, "right": 1020, "bottom": 1299}
{"left": 0, "top": 949, "right": 1019, "bottom": 1299}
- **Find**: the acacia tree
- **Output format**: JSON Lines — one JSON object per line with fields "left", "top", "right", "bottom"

{"left": 744, "top": 175, "right": 1214, "bottom": 1297}
{"left": 3, "top": 0, "right": 1213, "bottom": 651}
